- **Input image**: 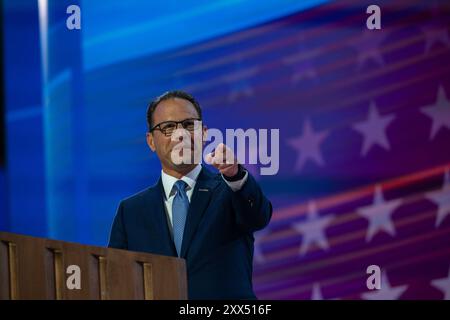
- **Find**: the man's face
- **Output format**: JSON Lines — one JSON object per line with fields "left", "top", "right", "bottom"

{"left": 146, "top": 97, "right": 207, "bottom": 171}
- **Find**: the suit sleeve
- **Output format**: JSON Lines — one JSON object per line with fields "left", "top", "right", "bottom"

{"left": 230, "top": 172, "right": 273, "bottom": 233}
{"left": 108, "top": 201, "right": 128, "bottom": 249}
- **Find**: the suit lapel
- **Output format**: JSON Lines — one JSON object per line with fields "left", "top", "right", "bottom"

{"left": 143, "top": 179, "right": 177, "bottom": 256}
{"left": 180, "top": 165, "right": 220, "bottom": 258}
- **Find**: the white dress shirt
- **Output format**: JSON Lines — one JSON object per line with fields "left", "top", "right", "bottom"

{"left": 161, "top": 164, "right": 248, "bottom": 232}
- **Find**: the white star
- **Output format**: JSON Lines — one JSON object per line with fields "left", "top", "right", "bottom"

{"left": 422, "top": 23, "right": 450, "bottom": 53}
{"left": 352, "top": 29, "right": 387, "bottom": 70}
{"left": 431, "top": 267, "right": 450, "bottom": 300}
{"left": 352, "top": 101, "right": 395, "bottom": 157}
{"left": 287, "top": 119, "right": 328, "bottom": 172}
{"left": 361, "top": 272, "right": 408, "bottom": 300}
{"left": 311, "top": 283, "right": 324, "bottom": 300}
{"left": 357, "top": 185, "right": 402, "bottom": 242}
{"left": 426, "top": 169, "right": 450, "bottom": 228}
{"left": 292, "top": 201, "right": 334, "bottom": 256}
{"left": 421, "top": 86, "right": 450, "bottom": 140}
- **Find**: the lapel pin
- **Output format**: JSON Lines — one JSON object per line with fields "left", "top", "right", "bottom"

{"left": 199, "top": 188, "right": 209, "bottom": 192}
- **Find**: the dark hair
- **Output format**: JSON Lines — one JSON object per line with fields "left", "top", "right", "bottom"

{"left": 146, "top": 90, "right": 202, "bottom": 131}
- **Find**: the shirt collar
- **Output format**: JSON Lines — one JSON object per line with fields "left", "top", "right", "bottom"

{"left": 161, "top": 164, "right": 202, "bottom": 199}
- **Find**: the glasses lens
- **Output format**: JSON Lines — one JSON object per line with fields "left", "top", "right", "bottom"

{"left": 182, "top": 119, "right": 198, "bottom": 131}
{"left": 160, "top": 122, "right": 177, "bottom": 135}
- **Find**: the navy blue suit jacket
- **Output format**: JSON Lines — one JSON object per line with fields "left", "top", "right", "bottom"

{"left": 108, "top": 165, "right": 272, "bottom": 299}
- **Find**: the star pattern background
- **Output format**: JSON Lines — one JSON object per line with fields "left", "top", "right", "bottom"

{"left": 249, "top": 0, "right": 450, "bottom": 300}
{"left": 1, "top": 0, "right": 450, "bottom": 301}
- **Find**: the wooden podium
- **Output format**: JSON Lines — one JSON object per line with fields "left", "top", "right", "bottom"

{"left": 0, "top": 232, "right": 187, "bottom": 300}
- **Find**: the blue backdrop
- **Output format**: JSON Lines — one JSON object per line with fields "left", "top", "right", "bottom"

{"left": 1, "top": 0, "right": 327, "bottom": 244}
{"left": 2, "top": 0, "right": 450, "bottom": 300}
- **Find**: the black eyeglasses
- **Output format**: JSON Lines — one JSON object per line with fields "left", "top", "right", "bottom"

{"left": 149, "top": 118, "right": 202, "bottom": 137}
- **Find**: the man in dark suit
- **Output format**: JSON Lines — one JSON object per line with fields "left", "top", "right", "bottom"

{"left": 108, "top": 90, "right": 272, "bottom": 299}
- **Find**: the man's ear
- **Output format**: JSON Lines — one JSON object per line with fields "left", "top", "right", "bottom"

{"left": 146, "top": 132, "right": 156, "bottom": 152}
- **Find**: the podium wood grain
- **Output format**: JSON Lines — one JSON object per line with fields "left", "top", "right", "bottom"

{"left": 0, "top": 232, "right": 187, "bottom": 300}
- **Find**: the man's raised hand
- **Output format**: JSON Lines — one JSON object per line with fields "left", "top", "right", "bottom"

{"left": 205, "top": 143, "right": 239, "bottom": 177}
